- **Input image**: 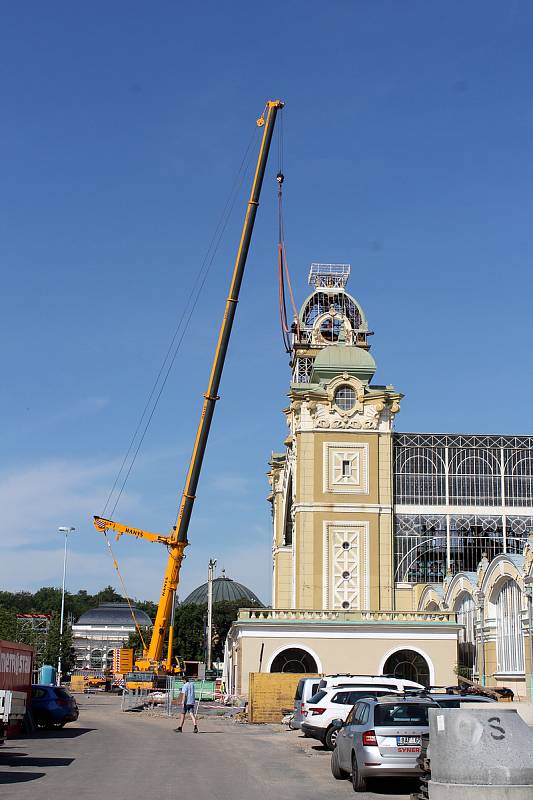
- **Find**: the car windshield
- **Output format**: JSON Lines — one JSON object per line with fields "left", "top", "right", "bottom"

{"left": 308, "top": 690, "right": 327, "bottom": 704}
{"left": 374, "top": 703, "right": 431, "bottom": 727}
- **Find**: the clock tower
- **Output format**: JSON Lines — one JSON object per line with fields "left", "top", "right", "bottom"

{"left": 269, "top": 264, "right": 402, "bottom": 611}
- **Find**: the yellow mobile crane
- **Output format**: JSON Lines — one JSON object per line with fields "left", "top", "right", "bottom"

{"left": 94, "top": 100, "right": 284, "bottom": 678}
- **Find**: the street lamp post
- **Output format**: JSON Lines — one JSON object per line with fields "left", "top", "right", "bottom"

{"left": 206, "top": 559, "right": 217, "bottom": 672}
{"left": 524, "top": 576, "right": 533, "bottom": 703}
{"left": 57, "top": 527, "right": 75, "bottom": 686}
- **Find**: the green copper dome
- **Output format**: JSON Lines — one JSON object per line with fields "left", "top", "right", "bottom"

{"left": 181, "top": 577, "right": 264, "bottom": 607}
{"left": 311, "top": 343, "right": 376, "bottom": 383}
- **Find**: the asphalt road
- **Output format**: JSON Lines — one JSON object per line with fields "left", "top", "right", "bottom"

{"left": 0, "top": 695, "right": 414, "bottom": 800}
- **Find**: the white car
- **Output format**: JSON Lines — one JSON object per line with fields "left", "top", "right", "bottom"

{"left": 301, "top": 686, "right": 403, "bottom": 750}
{"left": 291, "top": 677, "right": 322, "bottom": 730}
{"left": 317, "top": 674, "right": 424, "bottom": 692}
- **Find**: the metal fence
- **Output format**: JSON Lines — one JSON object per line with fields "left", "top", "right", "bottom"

{"left": 121, "top": 689, "right": 150, "bottom": 712}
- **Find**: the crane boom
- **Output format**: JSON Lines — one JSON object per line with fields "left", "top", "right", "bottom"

{"left": 94, "top": 100, "right": 284, "bottom": 671}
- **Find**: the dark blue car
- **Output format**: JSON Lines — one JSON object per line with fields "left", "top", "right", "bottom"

{"left": 31, "top": 685, "right": 79, "bottom": 729}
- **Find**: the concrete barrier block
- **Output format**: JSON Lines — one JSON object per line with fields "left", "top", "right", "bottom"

{"left": 428, "top": 707, "right": 533, "bottom": 786}
{"left": 429, "top": 781, "right": 533, "bottom": 799}
{"left": 460, "top": 702, "right": 533, "bottom": 728}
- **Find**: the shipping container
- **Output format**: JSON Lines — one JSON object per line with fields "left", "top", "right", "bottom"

{"left": 0, "top": 640, "right": 33, "bottom": 738}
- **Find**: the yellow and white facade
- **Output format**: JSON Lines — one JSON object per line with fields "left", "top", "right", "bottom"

{"left": 225, "top": 265, "right": 463, "bottom": 695}
{"left": 225, "top": 264, "right": 533, "bottom": 697}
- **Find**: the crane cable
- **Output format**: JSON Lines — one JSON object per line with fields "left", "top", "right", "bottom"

{"left": 103, "top": 532, "right": 149, "bottom": 652}
{"left": 276, "top": 110, "right": 299, "bottom": 354}
{"left": 97, "top": 125, "right": 260, "bottom": 637}
{"left": 101, "top": 125, "right": 260, "bottom": 521}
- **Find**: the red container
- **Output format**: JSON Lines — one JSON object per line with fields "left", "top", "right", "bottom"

{"left": 0, "top": 640, "right": 33, "bottom": 737}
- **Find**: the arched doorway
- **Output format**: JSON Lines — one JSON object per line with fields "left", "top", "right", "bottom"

{"left": 383, "top": 649, "right": 431, "bottom": 686}
{"left": 269, "top": 647, "right": 318, "bottom": 673}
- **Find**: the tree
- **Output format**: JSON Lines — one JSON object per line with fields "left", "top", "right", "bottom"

{"left": 125, "top": 626, "right": 152, "bottom": 660}
{"left": 0, "top": 607, "right": 17, "bottom": 641}
{"left": 95, "top": 586, "right": 124, "bottom": 604}
{"left": 172, "top": 604, "right": 206, "bottom": 661}
{"left": 169, "top": 600, "right": 243, "bottom": 664}
{"left": 43, "top": 614, "right": 75, "bottom": 674}
{"left": 134, "top": 598, "right": 157, "bottom": 620}
{"left": 212, "top": 600, "right": 243, "bottom": 662}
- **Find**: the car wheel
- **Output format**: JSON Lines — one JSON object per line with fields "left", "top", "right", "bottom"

{"left": 351, "top": 753, "right": 367, "bottom": 792}
{"left": 325, "top": 725, "right": 339, "bottom": 750}
{"left": 330, "top": 747, "right": 346, "bottom": 780}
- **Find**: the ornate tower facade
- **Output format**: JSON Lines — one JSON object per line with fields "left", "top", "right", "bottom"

{"left": 269, "top": 264, "right": 402, "bottom": 611}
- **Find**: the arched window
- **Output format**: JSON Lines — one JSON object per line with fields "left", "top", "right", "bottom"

{"left": 394, "top": 448, "right": 446, "bottom": 504}
{"left": 505, "top": 451, "right": 533, "bottom": 507}
{"left": 90, "top": 649, "right": 103, "bottom": 669}
{"left": 301, "top": 292, "right": 361, "bottom": 331}
{"left": 449, "top": 448, "right": 501, "bottom": 505}
{"left": 270, "top": 648, "right": 318, "bottom": 673}
{"left": 495, "top": 580, "right": 524, "bottom": 674}
{"left": 383, "top": 649, "right": 431, "bottom": 687}
{"left": 282, "top": 474, "right": 293, "bottom": 546}
{"left": 455, "top": 592, "right": 475, "bottom": 671}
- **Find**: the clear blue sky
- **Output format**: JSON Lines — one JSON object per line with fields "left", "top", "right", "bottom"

{"left": 1, "top": 1, "right": 532, "bottom": 605}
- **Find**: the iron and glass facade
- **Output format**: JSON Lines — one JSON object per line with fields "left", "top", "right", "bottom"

{"left": 393, "top": 433, "right": 533, "bottom": 584}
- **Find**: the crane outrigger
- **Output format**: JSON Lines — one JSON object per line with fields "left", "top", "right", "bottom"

{"left": 94, "top": 100, "right": 284, "bottom": 675}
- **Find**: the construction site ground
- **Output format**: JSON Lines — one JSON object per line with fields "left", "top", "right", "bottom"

{"left": 0, "top": 694, "right": 414, "bottom": 799}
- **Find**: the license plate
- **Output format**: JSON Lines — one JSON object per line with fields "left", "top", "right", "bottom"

{"left": 397, "top": 736, "right": 421, "bottom": 745}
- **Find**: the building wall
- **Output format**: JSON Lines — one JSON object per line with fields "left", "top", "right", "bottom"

{"left": 229, "top": 623, "right": 459, "bottom": 696}
{"left": 286, "top": 427, "right": 397, "bottom": 612}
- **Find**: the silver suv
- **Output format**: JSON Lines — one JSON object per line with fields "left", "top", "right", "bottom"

{"left": 331, "top": 694, "right": 439, "bottom": 792}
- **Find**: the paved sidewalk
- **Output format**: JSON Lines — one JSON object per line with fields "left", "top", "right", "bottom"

{"left": 0, "top": 694, "right": 414, "bottom": 800}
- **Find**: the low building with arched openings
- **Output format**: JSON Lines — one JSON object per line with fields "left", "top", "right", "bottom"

{"left": 417, "top": 538, "right": 533, "bottom": 696}
{"left": 224, "top": 265, "right": 533, "bottom": 698}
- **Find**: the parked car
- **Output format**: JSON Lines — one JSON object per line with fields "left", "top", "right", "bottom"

{"left": 331, "top": 694, "right": 439, "bottom": 792}
{"left": 291, "top": 677, "right": 321, "bottom": 730}
{"left": 30, "top": 685, "right": 79, "bottom": 729}
{"left": 429, "top": 693, "right": 496, "bottom": 709}
{"left": 318, "top": 674, "right": 424, "bottom": 692}
{"left": 302, "top": 686, "right": 403, "bottom": 749}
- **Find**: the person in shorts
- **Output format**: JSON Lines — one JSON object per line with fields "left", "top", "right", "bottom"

{"left": 175, "top": 676, "right": 198, "bottom": 733}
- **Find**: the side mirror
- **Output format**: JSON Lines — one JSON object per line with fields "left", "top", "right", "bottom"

{"left": 331, "top": 718, "right": 344, "bottom": 728}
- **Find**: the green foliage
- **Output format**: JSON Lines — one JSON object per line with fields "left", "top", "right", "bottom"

{"left": 0, "top": 586, "right": 245, "bottom": 670}
{"left": 43, "top": 614, "right": 75, "bottom": 675}
{"left": 125, "top": 626, "right": 152, "bottom": 659}
{"left": 211, "top": 601, "right": 243, "bottom": 661}
{"left": 0, "top": 585, "right": 155, "bottom": 624}
{"left": 135, "top": 599, "right": 158, "bottom": 620}
{"left": 0, "top": 607, "right": 17, "bottom": 641}
{"left": 171, "top": 600, "right": 243, "bottom": 663}
{"left": 0, "top": 585, "right": 156, "bottom": 674}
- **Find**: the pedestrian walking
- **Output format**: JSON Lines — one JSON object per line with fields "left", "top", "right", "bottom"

{"left": 175, "top": 676, "right": 198, "bottom": 733}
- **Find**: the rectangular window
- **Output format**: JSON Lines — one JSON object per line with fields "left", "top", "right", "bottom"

{"left": 342, "top": 460, "right": 351, "bottom": 477}
{"left": 374, "top": 704, "right": 431, "bottom": 727}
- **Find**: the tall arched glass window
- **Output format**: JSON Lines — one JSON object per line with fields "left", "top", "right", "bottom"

{"left": 495, "top": 580, "right": 524, "bottom": 673}
{"left": 455, "top": 592, "right": 475, "bottom": 671}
